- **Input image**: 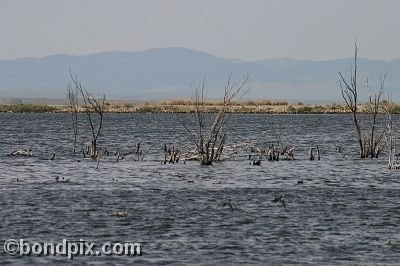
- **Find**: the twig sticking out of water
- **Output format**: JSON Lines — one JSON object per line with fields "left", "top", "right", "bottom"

{"left": 96, "top": 155, "right": 101, "bottom": 169}
{"left": 309, "top": 145, "right": 320, "bottom": 161}
{"left": 162, "top": 144, "right": 180, "bottom": 164}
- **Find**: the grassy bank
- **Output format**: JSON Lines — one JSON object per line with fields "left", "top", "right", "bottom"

{"left": 0, "top": 104, "right": 58, "bottom": 113}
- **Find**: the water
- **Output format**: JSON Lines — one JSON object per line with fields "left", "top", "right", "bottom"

{"left": 1, "top": 113, "right": 400, "bottom": 265}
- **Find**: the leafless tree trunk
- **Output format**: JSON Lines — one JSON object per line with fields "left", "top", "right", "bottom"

{"left": 339, "top": 42, "right": 365, "bottom": 158}
{"left": 70, "top": 72, "right": 105, "bottom": 159}
{"left": 384, "top": 94, "right": 400, "bottom": 169}
{"left": 366, "top": 77, "right": 385, "bottom": 158}
{"left": 181, "top": 74, "right": 249, "bottom": 165}
{"left": 67, "top": 84, "right": 79, "bottom": 153}
{"left": 339, "top": 42, "right": 385, "bottom": 158}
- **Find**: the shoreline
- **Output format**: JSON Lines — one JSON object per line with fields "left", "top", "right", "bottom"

{"left": 0, "top": 103, "right": 397, "bottom": 114}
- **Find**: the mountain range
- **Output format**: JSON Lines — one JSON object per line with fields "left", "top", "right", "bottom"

{"left": 0, "top": 47, "right": 399, "bottom": 102}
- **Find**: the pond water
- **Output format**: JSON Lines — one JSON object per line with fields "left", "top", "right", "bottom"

{"left": 0, "top": 113, "right": 399, "bottom": 265}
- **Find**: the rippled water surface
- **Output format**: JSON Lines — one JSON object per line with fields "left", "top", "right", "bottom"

{"left": 1, "top": 113, "right": 400, "bottom": 265}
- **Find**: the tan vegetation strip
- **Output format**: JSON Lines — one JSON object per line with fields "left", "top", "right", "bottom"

{"left": 1, "top": 102, "right": 398, "bottom": 114}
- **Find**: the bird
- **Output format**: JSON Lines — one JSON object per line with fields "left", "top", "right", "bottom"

{"left": 387, "top": 240, "right": 396, "bottom": 246}
{"left": 297, "top": 179, "right": 304, "bottom": 184}
{"left": 272, "top": 195, "right": 287, "bottom": 209}
{"left": 336, "top": 145, "right": 343, "bottom": 153}
{"left": 221, "top": 200, "right": 234, "bottom": 211}
{"left": 56, "top": 176, "right": 69, "bottom": 182}
{"left": 114, "top": 210, "right": 128, "bottom": 217}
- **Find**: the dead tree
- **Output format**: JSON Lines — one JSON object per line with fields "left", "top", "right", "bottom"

{"left": 181, "top": 74, "right": 248, "bottom": 165}
{"left": 339, "top": 42, "right": 385, "bottom": 158}
{"left": 383, "top": 94, "right": 400, "bottom": 169}
{"left": 70, "top": 72, "right": 105, "bottom": 159}
{"left": 67, "top": 84, "right": 79, "bottom": 153}
{"left": 339, "top": 42, "right": 364, "bottom": 158}
{"left": 365, "top": 77, "right": 385, "bottom": 158}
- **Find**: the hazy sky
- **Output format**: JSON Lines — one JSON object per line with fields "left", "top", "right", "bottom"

{"left": 0, "top": 0, "right": 399, "bottom": 61}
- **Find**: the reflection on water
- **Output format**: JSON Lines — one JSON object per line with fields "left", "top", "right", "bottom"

{"left": 1, "top": 113, "right": 400, "bottom": 265}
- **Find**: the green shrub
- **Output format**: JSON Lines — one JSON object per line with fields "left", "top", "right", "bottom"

{"left": 0, "top": 104, "right": 57, "bottom": 113}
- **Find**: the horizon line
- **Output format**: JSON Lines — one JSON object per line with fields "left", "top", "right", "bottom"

{"left": 0, "top": 46, "right": 398, "bottom": 63}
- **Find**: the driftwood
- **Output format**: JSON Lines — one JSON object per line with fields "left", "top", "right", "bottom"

{"left": 10, "top": 149, "right": 33, "bottom": 157}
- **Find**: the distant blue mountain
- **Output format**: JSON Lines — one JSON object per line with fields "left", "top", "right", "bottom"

{"left": 0, "top": 47, "right": 399, "bottom": 102}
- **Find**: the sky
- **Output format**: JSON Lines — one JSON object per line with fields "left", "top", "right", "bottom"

{"left": 0, "top": 0, "right": 399, "bottom": 61}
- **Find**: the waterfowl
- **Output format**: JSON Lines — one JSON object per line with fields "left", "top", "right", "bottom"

{"left": 297, "top": 180, "right": 304, "bottom": 184}
{"left": 221, "top": 200, "right": 234, "bottom": 211}
{"left": 56, "top": 176, "right": 70, "bottom": 182}
{"left": 272, "top": 195, "right": 287, "bottom": 209}
{"left": 387, "top": 240, "right": 396, "bottom": 246}
{"left": 114, "top": 210, "right": 128, "bottom": 217}
{"left": 336, "top": 145, "right": 343, "bottom": 153}
{"left": 176, "top": 171, "right": 183, "bottom": 178}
